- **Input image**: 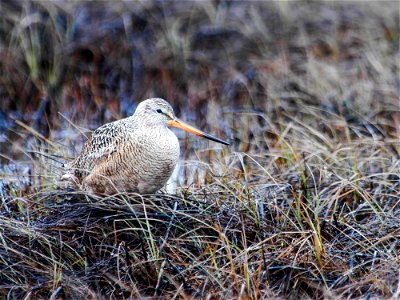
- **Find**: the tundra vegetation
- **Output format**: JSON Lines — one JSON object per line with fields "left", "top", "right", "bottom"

{"left": 0, "top": 1, "right": 399, "bottom": 299}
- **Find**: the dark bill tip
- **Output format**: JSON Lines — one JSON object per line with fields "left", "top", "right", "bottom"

{"left": 202, "top": 132, "right": 230, "bottom": 145}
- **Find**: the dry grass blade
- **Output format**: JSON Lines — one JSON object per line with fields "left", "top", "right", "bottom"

{"left": 0, "top": 1, "right": 399, "bottom": 299}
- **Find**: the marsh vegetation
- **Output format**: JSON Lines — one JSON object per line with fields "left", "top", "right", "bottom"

{"left": 0, "top": 1, "right": 399, "bottom": 299}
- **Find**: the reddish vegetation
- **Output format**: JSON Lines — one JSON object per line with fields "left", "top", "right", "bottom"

{"left": 0, "top": 1, "right": 399, "bottom": 299}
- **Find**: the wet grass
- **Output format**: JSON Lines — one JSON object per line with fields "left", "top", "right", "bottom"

{"left": 0, "top": 1, "right": 399, "bottom": 299}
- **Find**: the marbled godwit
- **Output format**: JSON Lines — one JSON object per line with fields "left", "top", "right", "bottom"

{"left": 62, "top": 98, "right": 229, "bottom": 194}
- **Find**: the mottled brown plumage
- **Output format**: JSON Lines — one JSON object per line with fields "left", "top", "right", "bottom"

{"left": 62, "top": 98, "right": 229, "bottom": 194}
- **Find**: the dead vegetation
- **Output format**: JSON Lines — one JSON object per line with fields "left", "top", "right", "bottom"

{"left": 0, "top": 1, "right": 399, "bottom": 299}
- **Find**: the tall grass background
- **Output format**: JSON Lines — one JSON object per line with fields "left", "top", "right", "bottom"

{"left": 0, "top": 1, "right": 399, "bottom": 299}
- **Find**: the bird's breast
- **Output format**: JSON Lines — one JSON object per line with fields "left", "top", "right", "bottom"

{"left": 135, "top": 127, "right": 179, "bottom": 159}
{"left": 124, "top": 127, "right": 180, "bottom": 193}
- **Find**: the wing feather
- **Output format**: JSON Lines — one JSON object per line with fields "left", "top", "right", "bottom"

{"left": 69, "top": 120, "right": 128, "bottom": 180}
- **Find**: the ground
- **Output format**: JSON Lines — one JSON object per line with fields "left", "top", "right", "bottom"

{"left": 0, "top": 1, "right": 399, "bottom": 299}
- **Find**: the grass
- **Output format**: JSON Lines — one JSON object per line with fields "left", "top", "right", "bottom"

{"left": 0, "top": 1, "right": 399, "bottom": 299}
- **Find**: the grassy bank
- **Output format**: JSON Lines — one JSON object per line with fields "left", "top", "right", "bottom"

{"left": 0, "top": 1, "right": 399, "bottom": 299}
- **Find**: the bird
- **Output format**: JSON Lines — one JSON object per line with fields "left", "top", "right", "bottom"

{"left": 61, "top": 98, "right": 229, "bottom": 195}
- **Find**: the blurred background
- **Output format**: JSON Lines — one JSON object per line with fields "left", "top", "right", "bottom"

{"left": 0, "top": 0, "right": 398, "bottom": 176}
{"left": 0, "top": 2, "right": 399, "bottom": 298}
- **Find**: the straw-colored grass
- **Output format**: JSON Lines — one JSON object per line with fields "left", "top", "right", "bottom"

{"left": 0, "top": 1, "right": 399, "bottom": 299}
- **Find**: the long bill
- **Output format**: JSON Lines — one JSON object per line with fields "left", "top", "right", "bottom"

{"left": 168, "top": 119, "right": 229, "bottom": 145}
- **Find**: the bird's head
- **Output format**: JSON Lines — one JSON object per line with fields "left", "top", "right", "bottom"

{"left": 134, "top": 98, "right": 229, "bottom": 145}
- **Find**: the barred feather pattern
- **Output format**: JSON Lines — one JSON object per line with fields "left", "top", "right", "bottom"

{"left": 64, "top": 98, "right": 180, "bottom": 194}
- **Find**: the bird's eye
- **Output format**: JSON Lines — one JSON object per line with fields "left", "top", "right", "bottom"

{"left": 156, "top": 109, "right": 163, "bottom": 114}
